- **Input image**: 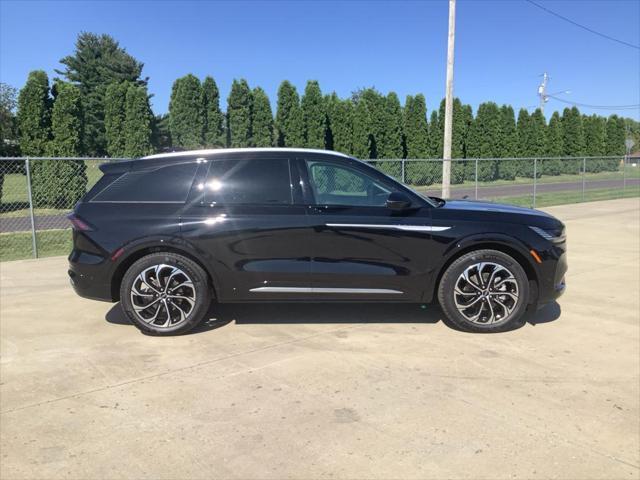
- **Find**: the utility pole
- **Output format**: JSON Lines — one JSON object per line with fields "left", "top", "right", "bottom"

{"left": 442, "top": 0, "right": 456, "bottom": 199}
{"left": 538, "top": 72, "right": 549, "bottom": 113}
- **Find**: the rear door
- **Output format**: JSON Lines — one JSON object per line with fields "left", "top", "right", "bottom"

{"left": 298, "top": 154, "right": 435, "bottom": 301}
{"left": 180, "top": 152, "right": 312, "bottom": 301}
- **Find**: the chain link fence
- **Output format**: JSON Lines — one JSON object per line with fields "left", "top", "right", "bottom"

{"left": 1, "top": 155, "right": 637, "bottom": 262}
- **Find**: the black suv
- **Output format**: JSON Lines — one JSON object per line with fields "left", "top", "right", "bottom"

{"left": 69, "top": 148, "right": 566, "bottom": 335}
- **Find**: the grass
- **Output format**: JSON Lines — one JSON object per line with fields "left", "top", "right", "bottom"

{"left": 489, "top": 185, "right": 640, "bottom": 208}
{"left": 0, "top": 229, "right": 72, "bottom": 262}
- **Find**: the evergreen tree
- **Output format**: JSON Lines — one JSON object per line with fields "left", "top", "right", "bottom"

{"left": 466, "top": 102, "right": 501, "bottom": 181}
{"left": 497, "top": 105, "right": 518, "bottom": 180}
{"left": 227, "top": 79, "right": 252, "bottom": 148}
{"left": 169, "top": 74, "right": 204, "bottom": 148}
{"left": 522, "top": 109, "right": 546, "bottom": 177}
{"left": 545, "top": 111, "right": 563, "bottom": 175}
{"left": 123, "top": 83, "right": 153, "bottom": 157}
{"left": 516, "top": 108, "right": 530, "bottom": 158}
{"left": 325, "top": 93, "right": 353, "bottom": 154}
{"left": 57, "top": 32, "right": 146, "bottom": 155}
{"left": 604, "top": 115, "right": 625, "bottom": 155}
{"left": 403, "top": 94, "right": 429, "bottom": 158}
{"left": 403, "top": 94, "right": 432, "bottom": 185}
{"left": 35, "top": 81, "right": 87, "bottom": 208}
{"left": 381, "top": 92, "right": 403, "bottom": 158}
{"left": 428, "top": 110, "right": 441, "bottom": 158}
{"left": 275, "top": 81, "right": 304, "bottom": 147}
{"left": 561, "top": 107, "right": 584, "bottom": 173}
{"left": 376, "top": 92, "right": 404, "bottom": 178}
{"left": 202, "top": 76, "right": 225, "bottom": 147}
{"left": 350, "top": 89, "right": 382, "bottom": 159}
{"left": 104, "top": 81, "right": 129, "bottom": 157}
{"left": 604, "top": 114, "right": 625, "bottom": 171}
{"left": 251, "top": 87, "right": 274, "bottom": 147}
{"left": 17, "top": 70, "right": 51, "bottom": 156}
{"left": 583, "top": 114, "right": 606, "bottom": 172}
{"left": 301, "top": 80, "right": 325, "bottom": 149}
{"left": 151, "top": 113, "right": 172, "bottom": 152}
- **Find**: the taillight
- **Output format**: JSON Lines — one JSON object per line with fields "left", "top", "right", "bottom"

{"left": 67, "top": 214, "right": 93, "bottom": 231}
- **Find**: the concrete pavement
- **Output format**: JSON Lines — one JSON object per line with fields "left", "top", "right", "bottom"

{"left": 1, "top": 198, "right": 639, "bottom": 479}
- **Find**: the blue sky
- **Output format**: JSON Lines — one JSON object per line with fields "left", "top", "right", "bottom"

{"left": 1, "top": 0, "right": 638, "bottom": 119}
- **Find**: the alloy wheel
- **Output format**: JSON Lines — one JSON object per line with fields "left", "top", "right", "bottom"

{"left": 453, "top": 262, "right": 519, "bottom": 324}
{"left": 130, "top": 264, "right": 196, "bottom": 328}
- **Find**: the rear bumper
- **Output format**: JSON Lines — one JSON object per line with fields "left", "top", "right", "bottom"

{"left": 68, "top": 251, "right": 115, "bottom": 302}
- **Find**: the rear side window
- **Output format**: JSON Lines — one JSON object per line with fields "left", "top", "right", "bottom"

{"left": 92, "top": 162, "right": 198, "bottom": 202}
{"left": 205, "top": 158, "right": 292, "bottom": 205}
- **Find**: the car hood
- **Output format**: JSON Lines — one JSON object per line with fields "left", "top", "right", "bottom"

{"left": 440, "top": 199, "right": 554, "bottom": 219}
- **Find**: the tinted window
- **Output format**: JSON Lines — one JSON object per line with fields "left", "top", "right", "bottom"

{"left": 205, "top": 158, "right": 292, "bottom": 205}
{"left": 92, "top": 162, "right": 198, "bottom": 202}
{"left": 306, "top": 160, "right": 396, "bottom": 207}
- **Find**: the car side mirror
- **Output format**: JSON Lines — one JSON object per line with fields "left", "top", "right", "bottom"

{"left": 386, "top": 192, "right": 412, "bottom": 210}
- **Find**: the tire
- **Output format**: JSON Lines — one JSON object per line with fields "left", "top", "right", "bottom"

{"left": 119, "top": 252, "right": 212, "bottom": 336}
{"left": 437, "top": 249, "right": 529, "bottom": 333}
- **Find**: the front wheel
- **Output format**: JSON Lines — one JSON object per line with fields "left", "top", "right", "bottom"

{"left": 437, "top": 249, "right": 529, "bottom": 333}
{"left": 120, "top": 252, "right": 212, "bottom": 335}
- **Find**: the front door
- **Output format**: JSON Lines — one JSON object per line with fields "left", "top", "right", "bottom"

{"left": 298, "top": 156, "right": 436, "bottom": 301}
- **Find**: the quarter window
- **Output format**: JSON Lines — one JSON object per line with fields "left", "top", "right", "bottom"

{"left": 305, "top": 160, "right": 395, "bottom": 207}
{"left": 92, "top": 162, "right": 198, "bottom": 202}
{"left": 205, "top": 158, "right": 292, "bottom": 205}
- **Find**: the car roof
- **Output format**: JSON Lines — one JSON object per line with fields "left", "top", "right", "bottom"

{"left": 142, "top": 147, "right": 352, "bottom": 160}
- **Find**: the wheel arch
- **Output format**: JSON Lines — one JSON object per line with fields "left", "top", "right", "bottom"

{"left": 110, "top": 243, "right": 219, "bottom": 301}
{"left": 429, "top": 239, "right": 540, "bottom": 306}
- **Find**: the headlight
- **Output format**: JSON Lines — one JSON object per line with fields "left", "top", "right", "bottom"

{"left": 529, "top": 226, "right": 566, "bottom": 243}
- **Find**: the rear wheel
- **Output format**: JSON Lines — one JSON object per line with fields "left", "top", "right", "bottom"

{"left": 120, "top": 252, "right": 211, "bottom": 335}
{"left": 437, "top": 249, "right": 529, "bottom": 333}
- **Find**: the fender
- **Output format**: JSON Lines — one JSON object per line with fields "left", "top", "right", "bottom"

{"left": 421, "top": 231, "right": 540, "bottom": 303}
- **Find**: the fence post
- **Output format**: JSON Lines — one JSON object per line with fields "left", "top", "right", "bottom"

{"left": 401, "top": 159, "right": 406, "bottom": 184}
{"left": 474, "top": 159, "right": 478, "bottom": 200}
{"left": 582, "top": 157, "right": 586, "bottom": 202}
{"left": 622, "top": 155, "right": 626, "bottom": 195}
{"left": 532, "top": 158, "right": 537, "bottom": 208}
{"left": 24, "top": 158, "right": 38, "bottom": 259}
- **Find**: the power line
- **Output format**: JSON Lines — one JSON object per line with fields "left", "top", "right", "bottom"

{"left": 525, "top": 0, "right": 640, "bottom": 50}
{"left": 547, "top": 94, "right": 640, "bottom": 110}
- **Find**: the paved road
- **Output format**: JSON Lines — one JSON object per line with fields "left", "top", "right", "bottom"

{"left": 1, "top": 198, "right": 638, "bottom": 479}
{"left": 1, "top": 178, "right": 638, "bottom": 233}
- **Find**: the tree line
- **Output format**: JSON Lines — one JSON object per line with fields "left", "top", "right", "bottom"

{"left": 1, "top": 32, "right": 637, "bottom": 206}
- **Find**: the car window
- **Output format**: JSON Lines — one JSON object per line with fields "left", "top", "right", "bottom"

{"left": 205, "top": 158, "right": 292, "bottom": 205}
{"left": 305, "top": 160, "right": 395, "bottom": 207}
{"left": 91, "top": 162, "right": 198, "bottom": 203}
